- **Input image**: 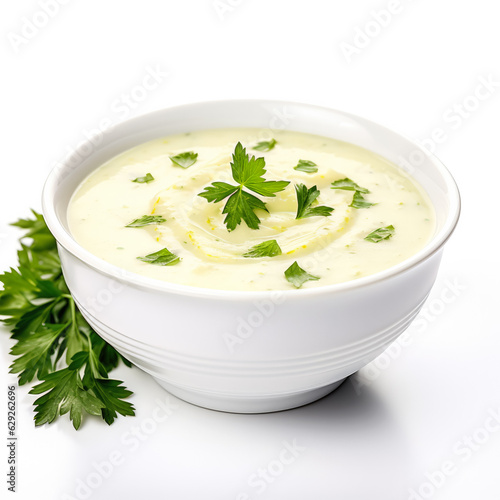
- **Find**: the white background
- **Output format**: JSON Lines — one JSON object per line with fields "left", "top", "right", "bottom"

{"left": 1, "top": 1, "right": 499, "bottom": 499}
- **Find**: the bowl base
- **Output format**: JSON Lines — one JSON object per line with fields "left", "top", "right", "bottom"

{"left": 153, "top": 378, "right": 347, "bottom": 413}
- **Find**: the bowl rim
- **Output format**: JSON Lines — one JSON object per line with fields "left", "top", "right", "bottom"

{"left": 41, "top": 99, "right": 461, "bottom": 300}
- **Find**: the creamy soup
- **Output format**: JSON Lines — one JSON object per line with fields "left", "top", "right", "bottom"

{"left": 68, "top": 128, "right": 435, "bottom": 291}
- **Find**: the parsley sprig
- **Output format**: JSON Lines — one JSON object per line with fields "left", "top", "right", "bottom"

{"left": 0, "top": 211, "right": 135, "bottom": 430}
{"left": 198, "top": 143, "right": 289, "bottom": 231}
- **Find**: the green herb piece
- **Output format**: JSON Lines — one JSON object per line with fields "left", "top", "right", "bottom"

{"left": 295, "top": 184, "right": 334, "bottom": 219}
{"left": 364, "top": 225, "right": 395, "bottom": 243}
{"left": 198, "top": 142, "right": 289, "bottom": 231}
{"left": 331, "top": 178, "right": 370, "bottom": 194}
{"left": 169, "top": 151, "right": 198, "bottom": 168}
{"left": 243, "top": 240, "right": 282, "bottom": 258}
{"left": 252, "top": 139, "right": 277, "bottom": 152}
{"left": 349, "top": 191, "right": 375, "bottom": 209}
{"left": 284, "top": 261, "right": 320, "bottom": 289}
{"left": 137, "top": 248, "right": 180, "bottom": 266}
{"left": 29, "top": 367, "right": 105, "bottom": 429}
{"left": 125, "top": 215, "right": 166, "bottom": 228}
{"left": 294, "top": 159, "right": 318, "bottom": 173}
{"left": 197, "top": 182, "right": 238, "bottom": 203}
{"left": 0, "top": 211, "right": 135, "bottom": 430}
{"left": 132, "top": 173, "right": 155, "bottom": 184}
{"left": 10, "top": 323, "right": 67, "bottom": 386}
{"left": 10, "top": 209, "right": 56, "bottom": 251}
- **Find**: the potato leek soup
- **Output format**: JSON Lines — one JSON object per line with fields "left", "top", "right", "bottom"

{"left": 67, "top": 128, "right": 435, "bottom": 291}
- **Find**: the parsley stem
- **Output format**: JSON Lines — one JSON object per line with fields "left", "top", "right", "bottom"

{"left": 68, "top": 296, "right": 76, "bottom": 328}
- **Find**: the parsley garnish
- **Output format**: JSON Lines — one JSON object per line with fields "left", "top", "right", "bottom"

{"left": 132, "top": 173, "right": 154, "bottom": 183}
{"left": 170, "top": 151, "right": 198, "bottom": 168}
{"left": 252, "top": 139, "right": 277, "bottom": 152}
{"left": 198, "top": 142, "right": 289, "bottom": 231}
{"left": 295, "top": 184, "right": 334, "bottom": 219}
{"left": 331, "top": 178, "right": 370, "bottom": 193}
{"left": 0, "top": 211, "right": 135, "bottom": 430}
{"left": 294, "top": 159, "right": 318, "bottom": 173}
{"left": 137, "top": 248, "right": 180, "bottom": 266}
{"left": 349, "top": 191, "right": 375, "bottom": 209}
{"left": 284, "top": 261, "right": 320, "bottom": 288}
{"left": 364, "top": 225, "right": 395, "bottom": 243}
{"left": 125, "top": 215, "right": 166, "bottom": 228}
{"left": 243, "top": 240, "right": 282, "bottom": 258}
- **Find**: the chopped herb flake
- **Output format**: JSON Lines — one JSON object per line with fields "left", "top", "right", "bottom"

{"left": 170, "top": 151, "right": 198, "bottom": 168}
{"left": 331, "top": 178, "right": 370, "bottom": 193}
{"left": 137, "top": 248, "right": 180, "bottom": 266}
{"left": 252, "top": 139, "right": 277, "bottom": 152}
{"left": 295, "top": 184, "right": 334, "bottom": 219}
{"left": 125, "top": 215, "right": 166, "bottom": 228}
{"left": 284, "top": 261, "right": 320, "bottom": 288}
{"left": 364, "top": 225, "right": 395, "bottom": 243}
{"left": 132, "top": 173, "right": 155, "bottom": 184}
{"left": 244, "top": 240, "right": 282, "bottom": 258}
{"left": 294, "top": 159, "right": 318, "bottom": 173}
{"left": 349, "top": 191, "right": 375, "bottom": 209}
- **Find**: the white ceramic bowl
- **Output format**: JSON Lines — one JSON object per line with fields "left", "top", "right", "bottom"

{"left": 42, "top": 100, "right": 460, "bottom": 413}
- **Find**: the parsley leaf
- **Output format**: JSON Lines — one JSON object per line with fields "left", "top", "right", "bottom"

{"left": 197, "top": 182, "right": 239, "bottom": 203}
{"left": 125, "top": 215, "right": 166, "bottom": 228}
{"left": 230, "top": 143, "right": 289, "bottom": 196}
{"left": 198, "top": 142, "right": 289, "bottom": 231}
{"left": 222, "top": 189, "right": 268, "bottom": 231}
{"left": 29, "top": 367, "right": 105, "bottom": 430}
{"left": 252, "top": 139, "right": 277, "bottom": 152}
{"left": 137, "top": 248, "right": 180, "bottom": 266}
{"left": 295, "top": 184, "right": 334, "bottom": 219}
{"left": 92, "top": 379, "right": 135, "bottom": 426}
{"left": 11, "top": 210, "right": 57, "bottom": 251}
{"left": 331, "top": 178, "right": 370, "bottom": 193}
{"left": 294, "top": 159, "right": 318, "bottom": 173}
{"left": 10, "top": 323, "right": 67, "bottom": 386}
{"left": 0, "top": 211, "right": 135, "bottom": 430}
{"left": 243, "top": 240, "right": 282, "bottom": 258}
{"left": 364, "top": 225, "right": 395, "bottom": 243}
{"left": 284, "top": 261, "right": 320, "bottom": 288}
{"left": 170, "top": 151, "right": 198, "bottom": 168}
{"left": 132, "top": 173, "right": 155, "bottom": 183}
{"left": 349, "top": 191, "right": 375, "bottom": 209}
